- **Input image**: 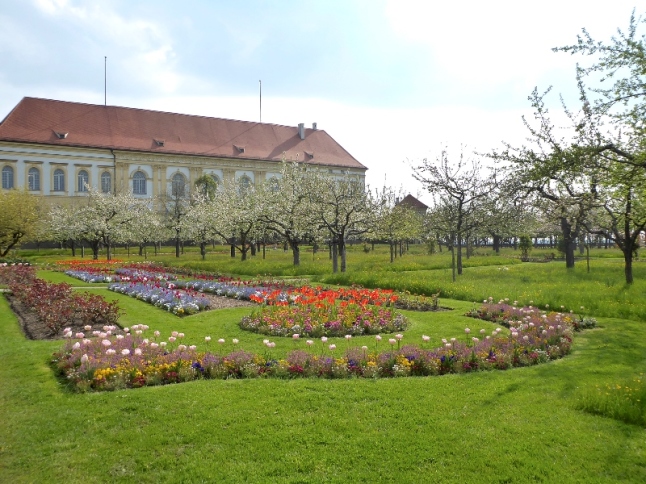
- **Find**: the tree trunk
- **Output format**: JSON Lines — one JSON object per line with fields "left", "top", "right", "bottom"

{"left": 450, "top": 244, "right": 456, "bottom": 282}
{"left": 457, "top": 236, "right": 463, "bottom": 275}
{"left": 332, "top": 240, "right": 338, "bottom": 273}
{"left": 390, "top": 242, "right": 394, "bottom": 263}
{"left": 200, "top": 242, "right": 206, "bottom": 260}
{"left": 624, "top": 246, "right": 634, "bottom": 284}
{"left": 560, "top": 217, "right": 576, "bottom": 268}
{"left": 291, "top": 241, "right": 300, "bottom": 266}
{"left": 91, "top": 241, "right": 100, "bottom": 260}
{"left": 340, "top": 239, "right": 347, "bottom": 272}
{"left": 493, "top": 235, "right": 500, "bottom": 254}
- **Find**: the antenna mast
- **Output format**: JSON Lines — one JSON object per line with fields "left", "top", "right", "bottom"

{"left": 259, "top": 79, "right": 262, "bottom": 123}
{"left": 104, "top": 56, "right": 107, "bottom": 106}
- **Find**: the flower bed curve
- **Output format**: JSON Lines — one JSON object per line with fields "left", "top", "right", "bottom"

{"left": 51, "top": 321, "right": 574, "bottom": 392}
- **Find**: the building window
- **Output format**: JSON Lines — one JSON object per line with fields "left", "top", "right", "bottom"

{"left": 2, "top": 166, "right": 14, "bottom": 189}
{"left": 171, "top": 173, "right": 186, "bottom": 197}
{"left": 28, "top": 167, "right": 40, "bottom": 191}
{"left": 267, "top": 176, "right": 280, "bottom": 193}
{"left": 210, "top": 174, "right": 221, "bottom": 187}
{"left": 53, "top": 169, "right": 65, "bottom": 191}
{"left": 77, "top": 170, "right": 89, "bottom": 192}
{"left": 238, "top": 174, "right": 252, "bottom": 193}
{"left": 101, "top": 172, "right": 111, "bottom": 193}
{"left": 133, "top": 171, "right": 147, "bottom": 195}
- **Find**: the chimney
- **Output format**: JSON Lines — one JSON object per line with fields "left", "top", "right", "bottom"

{"left": 312, "top": 122, "right": 317, "bottom": 130}
{"left": 298, "top": 123, "right": 305, "bottom": 140}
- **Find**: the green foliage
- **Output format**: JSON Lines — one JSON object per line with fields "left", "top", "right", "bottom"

{"left": 0, "top": 189, "right": 41, "bottom": 257}
{"left": 518, "top": 235, "right": 533, "bottom": 261}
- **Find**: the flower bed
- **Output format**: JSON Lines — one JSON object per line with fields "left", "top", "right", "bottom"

{"left": 64, "top": 266, "right": 178, "bottom": 283}
{"left": 240, "top": 303, "right": 407, "bottom": 337}
{"left": 108, "top": 281, "right": 210, "bottom": 315}
{"left": 466, "top": 298, "right": 597, "bottom": 331}
{"left": 173, "top": 280, "right": 269, "bottom": 300}
{"left": 240, "top": 286, "right": 407, "bottom": 337}
{"left": 51, "top": 322, "right": 574, "bottom": 392}
{"left": 2, "top": 265, "right": 120, "bottom": 336}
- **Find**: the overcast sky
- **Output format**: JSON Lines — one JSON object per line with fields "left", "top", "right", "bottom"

{"left": 0, "top": 0, "right": 641, "bottom": 202}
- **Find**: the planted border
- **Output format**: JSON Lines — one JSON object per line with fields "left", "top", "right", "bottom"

{"left": 51, "top": 320, "right": 574, "bottom": 392}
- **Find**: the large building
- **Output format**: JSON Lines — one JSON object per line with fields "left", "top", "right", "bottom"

{"left": 0, "top": 97, "right": 366, "bottom": 204}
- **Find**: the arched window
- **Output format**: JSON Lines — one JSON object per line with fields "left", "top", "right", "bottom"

{"left": 2, "top": 166, "right": 14, "bottom": 189}
{"left": 28, "top": 167, "right": 40, "bottom": 191}
{"left": 77, "top": 170, "right": 89, "bottom": 192}
{"left": 210, "top": 174, "right": 221, "bottom": 187}
{"left": 238, "top": 174, "right": 252, "bottom": 193}
{"left": 53, "top": 169, "right": 65, "bottom": 191}
{"left": 101, "top": 172, "right": 111, "bottom": 193}
{"left": 267, "top": 176, "right": 280, "bottom": 193}
{"left": 133, "top": 171, "right": 147, "bottom": 195}
{"left": 171, "top": 173, "right": 186, "bottom": 197}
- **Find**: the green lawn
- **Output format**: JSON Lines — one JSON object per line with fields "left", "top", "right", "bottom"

{"left": 1, "top": 249, "right": 645, "bottom": 482}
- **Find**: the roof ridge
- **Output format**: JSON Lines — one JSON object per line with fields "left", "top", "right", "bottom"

{"left": 21, "top": 96, "right": 318, "bottom": 131}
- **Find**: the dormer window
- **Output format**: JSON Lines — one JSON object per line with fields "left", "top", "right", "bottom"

{"left": 234, "top": 144, "right": 245, "bottom": 153}
{"left": 54, "top": 131, "right": 68, "bottom": 139}
{"left": 154, "top": 139, "right": 165, "bottom": 147}
{"left": 304, "top": 151, "right": 314, "bottom": 159}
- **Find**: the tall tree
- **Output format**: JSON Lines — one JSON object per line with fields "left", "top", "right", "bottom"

{"left": 259, "top": 163, "right": 316, "bottom": 266}
{"left": 413, "top": 149, "right": 496, "bottom": 275}
{"left": 309, "top": 172, "right": 374, "bottom": 273}
{"left": 373, "top": 186, "right": 423, "bottom": 263}
{"left": 214, "top": 178, "right": 262, "bottom": 261}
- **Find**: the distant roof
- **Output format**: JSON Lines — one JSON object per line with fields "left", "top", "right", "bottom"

{"left": 0, "top": 97, "right": 366, "bottom": 170}
{"left": 397, "top": 194, "right": 428, "bottom": 211}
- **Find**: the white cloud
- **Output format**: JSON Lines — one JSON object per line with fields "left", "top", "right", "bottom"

{"left": 384, "top": 0, "right": 640, "bottom": 95}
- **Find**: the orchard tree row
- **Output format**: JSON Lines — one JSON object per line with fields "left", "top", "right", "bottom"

{"left": 42, "top": 163, "right": 424, "bottom": 273}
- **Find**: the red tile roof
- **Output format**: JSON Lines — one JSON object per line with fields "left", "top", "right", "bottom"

{"left": 0, "top": 97, "right": 366, "bottom": 170}
{"left": 397, "top": 194, "right": 428, "bottom": 211}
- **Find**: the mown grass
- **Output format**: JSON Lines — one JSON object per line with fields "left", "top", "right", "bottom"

{"left": 1, "top": 260, "right": 646, "bottom": 482}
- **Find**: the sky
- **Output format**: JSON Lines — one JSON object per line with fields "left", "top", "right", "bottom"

{"left": 0, "top": 0, "right": 642, "bottom": 203}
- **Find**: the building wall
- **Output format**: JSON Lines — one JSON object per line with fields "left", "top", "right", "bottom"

{"left": 1, "top": 141, "right": 366, "bottom": 207}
